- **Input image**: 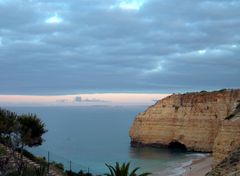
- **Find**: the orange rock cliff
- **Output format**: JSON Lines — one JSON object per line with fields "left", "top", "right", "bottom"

{"left": 129, "top": 89, "right": 240, "bottom": 165}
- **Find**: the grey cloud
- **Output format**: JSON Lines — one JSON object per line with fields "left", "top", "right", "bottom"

{"left": 0, "top": 0, "right": 239, "bottom": 95}
{"left": 0, "top": 1, "right": 38, "bottom": 28}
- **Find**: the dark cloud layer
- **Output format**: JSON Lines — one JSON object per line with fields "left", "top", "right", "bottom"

{"left": 0, "top": 0, "right": 239, "bottom": 95}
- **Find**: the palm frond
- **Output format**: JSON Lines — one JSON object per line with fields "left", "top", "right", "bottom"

{"left": 105, "top": 162, "right": 151, "bottom": 176}
{"left": 129, "top": 167, "right": 140, "bottom": 176}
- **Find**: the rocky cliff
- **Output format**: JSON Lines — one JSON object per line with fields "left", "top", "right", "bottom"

{"left": 212, "top": 103, "right": 240, "bottom": 166}
{"left": 129, "top": 89, "right": 240, "bottom": 160}
{"left": 206, "top": 147, "right": 240, "bottom": 176}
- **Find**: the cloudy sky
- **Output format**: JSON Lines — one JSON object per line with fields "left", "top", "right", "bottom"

{"left": 0, "top": 0, "right": 240, "bottom": 97}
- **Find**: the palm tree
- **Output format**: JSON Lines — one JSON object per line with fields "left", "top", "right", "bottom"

{"left": 105, "top": 162, "right": 151, "bottom": 176}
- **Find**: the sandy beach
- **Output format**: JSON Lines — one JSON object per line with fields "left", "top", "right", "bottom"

{"left": 184, "top": 156, "right": 212, "bottom": 176}
{"left": 153, "top": 155, "right": 213, "bottom": 176}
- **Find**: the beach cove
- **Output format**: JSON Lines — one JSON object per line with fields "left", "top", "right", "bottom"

{"left": 5, "top": 106, "right": 211, "bottom": 175}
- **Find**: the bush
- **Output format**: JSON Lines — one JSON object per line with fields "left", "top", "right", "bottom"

{"left": 51, "top": 161, "right": 64, "bottom": 171}
{"left": 0, "top": 146, "right": 7, "bottom": 156}
{"left": 35, "top": 156, "right": 47, "bottom": 166}
{"left": 65, "top": 170, "right": 93, "bottom": 176}
{"left": 15, "top": 148, "right": 47, "bottom": 166}
{"left": 219, "top": 89, "right": 227, "bottom": 92}
{"left": 16, "top": 148, "right": 35, "bottom": 160}
{"left": 7, "top": 167, "right": 36, "bottom": 176}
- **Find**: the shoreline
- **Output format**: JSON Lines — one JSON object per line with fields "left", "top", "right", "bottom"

{"left": 153, "top": 154, "right": 212, "bottom": 176}
{"left": 183, "top": 155, "right": 212, "bottom": 176}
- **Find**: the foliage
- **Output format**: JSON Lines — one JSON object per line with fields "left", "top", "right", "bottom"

{"left": 0, "top": 108, "right": 17, "bottom": 145}
{"left": 66, "top": 170, "right": 93, "bottom": 176}
{"left": 51, "top": 161, "right": 64, "bottom": 171}
{"left": 105, "top": 162, "right": 150, "bottom": 176}
{"left": 0, "top": 108, "right": 47, "bottom": 176}
{"left": 16, "top": 114, "right": 47, "bottom": 176}
{"left": 15, "top": 148, "right": 47, "bottom": 166}
{"left": 16, "top": 148, "right": 35, "bottom": 159}
{"left": 17, "top": 114, "right": 47, "bottom": 147}
{"left": 5, "top": 159, "right": 47, "bottom": 176}
{"left": 219, "top": 89, "right": 227, "bottom": 92}
{"left": 35, "top": 156, "right": 48, "bottom": 166}
{"left": 0, "top": 108, "right": 47, "bottom": 149}
{"left": 0, "top": 145, "right": 7, "bottom": 155}
{"left": 35, "top": 165, "right": 47, "bottom": 176}
{"left": 7, "top": 167, "right": 36, "bottom": 176}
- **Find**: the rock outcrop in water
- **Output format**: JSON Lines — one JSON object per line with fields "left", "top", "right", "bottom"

{"left": 129, "top": 89, "right": 240, "bottom": 165}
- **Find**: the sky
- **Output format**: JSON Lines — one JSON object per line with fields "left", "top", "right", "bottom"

{"left": 0, "top": 0, "right": 240, "bottom": 105}
{"left": 0, "top": 93, "right": 169, "bottom": 106}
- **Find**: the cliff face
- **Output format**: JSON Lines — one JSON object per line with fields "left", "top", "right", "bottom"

{"left": 212, "top": 104, "right": 240, "bottom": 166}
{"left": 129, "top": 89, "right": 240, "bottom": 154}
{"left": 206, "top": 147, "right": 240, "bottom": 176}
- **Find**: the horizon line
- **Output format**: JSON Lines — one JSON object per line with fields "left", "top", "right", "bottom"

{"left": 0, "top": 93, "right": 171, "bottom": 106}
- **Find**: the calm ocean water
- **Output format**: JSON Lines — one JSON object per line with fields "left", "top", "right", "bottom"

{"left": 6, "top": 106, "right": 206, "bottom": 175}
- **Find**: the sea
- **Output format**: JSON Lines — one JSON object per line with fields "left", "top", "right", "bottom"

{"left": 5, "top": 106, "right": 208, "bottom": 175}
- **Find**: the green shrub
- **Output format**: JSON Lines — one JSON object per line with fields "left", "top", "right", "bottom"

{"left": 0, "top": 146, "right": 7, "bottom": 156}
{"left": 7, "top": 167, "right": 36, "bottom": 176}
{"left": 16, "top": 148, "right": 35, "bottom": 160}
{"left": 65, "top": 170, "right": 93, "bottom": 176}
{"left": 219, "top": 89, "right": 227, "bottom": 92}
{"left": 51, "top": 161, "right": 64, "bottom": 171}
{"left": 35, "top": 165, "right": 47, "bottom": 176}
{"left": 35, "top": 156, "right": 47, "bottom": 166}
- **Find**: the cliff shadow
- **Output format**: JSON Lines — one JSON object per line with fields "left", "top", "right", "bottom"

{"left": 168, "top": 140, "right": 187, "bottom": 152}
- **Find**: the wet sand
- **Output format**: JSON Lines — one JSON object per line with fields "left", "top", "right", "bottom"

{"left": 184, "top": 156, "right": 212, "bottom": 176}
{"left": 153, "top": 155, "right": 213, "bottom": 176}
